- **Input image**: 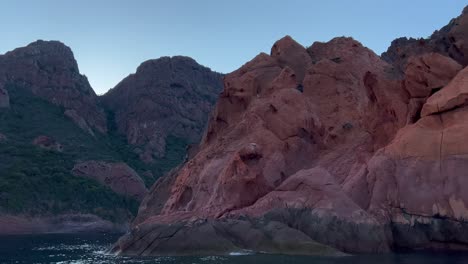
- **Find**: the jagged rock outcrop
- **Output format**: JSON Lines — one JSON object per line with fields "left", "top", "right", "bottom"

{"left": 403, "top": 53, "right": 462, "bottom": 125}
{"left": 114, "top": 7, "right": 468, "bottom": 256}
{"left": 101, "top": 56, "right": 223, "bottom": 162}
{"left": 404, "top": 53, "right": 462, "bottom": 98}
{"left": 421, "top": 66, "right": 468, "bottom": 117}
{"left": 353, "top": 102, "right": 468, "bottom": 250}
{"left": 0, "top": 40, "right": 107, "bottom": 134}
{"left": 112, "top": 36, "right": 407, "bottom": 256}
{"left": 72, "top": 161, "right": 148, "bottom": 201}
{"left": 32, "top": 135, "right": 63, "bottom": 152}
{"left": 382, "top": 6, "right": 468, "bottom": 73}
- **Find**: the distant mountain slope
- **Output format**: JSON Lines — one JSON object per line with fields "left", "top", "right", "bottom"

{"left": 101, "top": 56, "right": 223, "bottom": 162}
{"left": 0, "top": 40, "right": 107, "bottom": 135}
{"left": 382, "top": 6, "right": 468, "bottom": 73}
{"left": 0, "top": 83, "right": 141, "bottom": 231}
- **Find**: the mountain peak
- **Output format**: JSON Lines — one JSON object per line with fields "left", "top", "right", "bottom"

{"left": 0, "top": 40, "right": 106, "bottom": 134}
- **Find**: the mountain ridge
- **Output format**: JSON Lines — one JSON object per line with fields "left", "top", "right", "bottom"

{"left": 0, "top": 41, "right": 222, "bottom": 234}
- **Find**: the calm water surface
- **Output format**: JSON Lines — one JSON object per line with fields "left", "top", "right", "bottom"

{"left": 1, "top": 233, "right": 468, "bottom": 264}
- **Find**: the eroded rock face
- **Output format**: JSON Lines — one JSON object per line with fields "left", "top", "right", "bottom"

{"left": 113, "top": 36, "right": 407, "bottom": 256}
{"left": 115, "top": 7, "right": 468, "bottom": 256}
{"left": 101, "top": 56, "right": 223, "bottom": 162}
{"left": 351, "top": 103, "right": 468, "bottom": 250}
{"left": 271, "top": 35, "right": 312, "bottom": 83}
{"left": 72, "top": 161, "right": 148, "bottom": 201}
{"left": 0, "top": 40, "right": 107, "bottom": 134}
{"left": 421, "top": 66, "right": 468, "bottom": 117}
{"left": 404, "top": 53, "right": 462, "bottom": 98}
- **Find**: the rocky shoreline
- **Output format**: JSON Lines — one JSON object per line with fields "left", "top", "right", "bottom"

{"left": 0, "top": 214, "right": 127, "bottom": 235}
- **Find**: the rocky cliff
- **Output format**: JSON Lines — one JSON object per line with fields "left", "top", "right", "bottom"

{"left": 0, "top": 40, "right": 107, "bottom": 135}
{"left": 101, "top": 56, "right": 223, "bottom": 162}
{"left": 0, "top": 42, "right": 218, "bottom": 234}
{"left": 113, "top": 6, "right": 468, "bottom": 256}
{"left": 0, "top": 41, "right": 144, "bottom": 233}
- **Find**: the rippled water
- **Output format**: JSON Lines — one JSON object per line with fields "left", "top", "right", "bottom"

{"left": 1, "top": 233, "right": 468, "bottom": 263}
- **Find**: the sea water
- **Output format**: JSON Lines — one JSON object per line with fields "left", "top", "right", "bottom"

{"left": 1, "top": 233, "right": 468, "bottom": 264}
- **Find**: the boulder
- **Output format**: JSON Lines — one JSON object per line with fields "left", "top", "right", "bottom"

{"left": 421, "top": 66, "right": 468, "bottom": 116}
{"left": 72, "top": 161, "right": 148, "bottom": 201}
{"left": 32, "top": 135, "right": 63, "bottom": 152}
{"left": 404, "top": 53, "right": 462, "bottom": 98}
{"left": 271, "top": 35, "right": 312, "bottom": 83}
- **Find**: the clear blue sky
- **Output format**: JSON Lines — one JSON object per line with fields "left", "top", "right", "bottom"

{"left": 0, "top": 0, "right": 466, "bottom": 94}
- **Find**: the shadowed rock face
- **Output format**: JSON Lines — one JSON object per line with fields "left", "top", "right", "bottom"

{"left": 0, "top": 40, "right": 107, "bottom": 134}
{"left": 0, "top": 85, "right": 9, "bottom": 108}
{"left": 0, "top": 41, "right": 225, "bottom": 233}
{"left": 101, "top": 56, "right": 223, "bottom": 162}
{"left": 114, "top": 6, "right": 468, "bottom": 256}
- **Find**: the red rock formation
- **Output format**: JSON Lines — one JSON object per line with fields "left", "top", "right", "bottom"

{"left": 72, "top": 161, "right": 148, "bottom": 201}
{"left": 113, "top": 6, "right": 468, "bottom": 256}
{"left": 421, "top": 66, "right": 468, "bottom": 117}
{"left": 0, "top": 40, "right": 107, "bottom": 134}
{"left": 101, "top": 56, "right": 223, "bottom": 162}
{"left": 404, "top": 53, "right": 462, "bottom": 98}
{"left": 349, "top": 82, "right": 468, "bottom": 249}
{"left": 403, "top": 53, "right": 462, "bottom": 125}
{"left": 112, "top": 36, "right": 408, "bottom": 256}
{"left": 32, "top": 135, "right": 63, "bottom": 152}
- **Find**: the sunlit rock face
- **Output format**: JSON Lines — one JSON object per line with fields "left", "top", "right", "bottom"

{"left": 114, "top": 6, "right": 468, "bottom": 256}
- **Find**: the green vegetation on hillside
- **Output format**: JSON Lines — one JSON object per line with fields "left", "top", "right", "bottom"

{"left": 0, "top": 84, "right": 187, "bottom": 221}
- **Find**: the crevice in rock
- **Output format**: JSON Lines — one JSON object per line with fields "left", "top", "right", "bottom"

{"left": 140, "top": 225, "right": 185, "bottom": 256}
